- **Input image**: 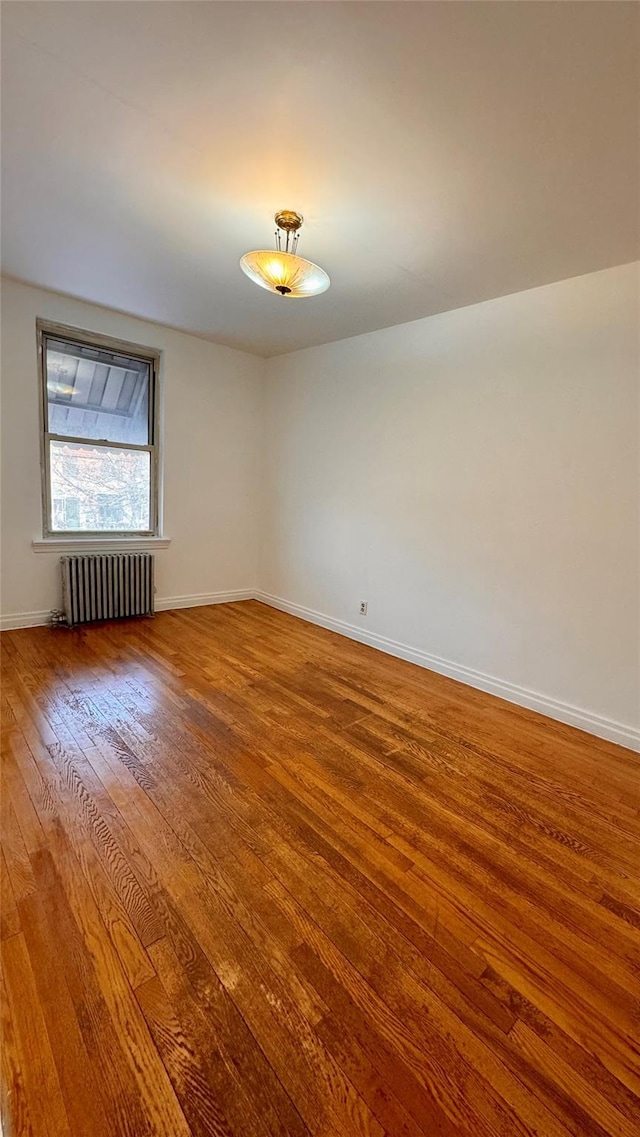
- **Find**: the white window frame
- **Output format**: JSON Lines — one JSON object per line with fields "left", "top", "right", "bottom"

{"left": 37, "top": 319, "right": 162, "bottom": 540}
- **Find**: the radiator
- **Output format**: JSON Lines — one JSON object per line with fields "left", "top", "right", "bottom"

{"left": 61, "top": 554, "right": 155, "bottom": 627}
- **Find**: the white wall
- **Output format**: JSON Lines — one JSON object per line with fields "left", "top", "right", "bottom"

{"left": 261, "top": 264, "right": 639, "bottom": 747}
{"left": 1, "top": 278, "right": 264, "bottom": 621}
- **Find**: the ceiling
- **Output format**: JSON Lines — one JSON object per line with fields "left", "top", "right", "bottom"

{"left": 2, "top": 1, "right": 638, "bottom": 357}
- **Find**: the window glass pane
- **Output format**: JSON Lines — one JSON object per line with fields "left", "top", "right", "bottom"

{"left": 49, "top": 440, "right": 151, "bottom": 532}
{"left": 46, "top": 337, "right": 150, "bottom": 445}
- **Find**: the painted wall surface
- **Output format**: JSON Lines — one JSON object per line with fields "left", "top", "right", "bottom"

{"left": 1, "top": 278, "right": 264, "bottom": 618}
{"left": 261, "top": 264, "right": 639, "bottom": 738}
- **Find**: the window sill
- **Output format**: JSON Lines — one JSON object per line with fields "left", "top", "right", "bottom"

{"left": 32, "top": 536, "right": 171, "bottom": 554}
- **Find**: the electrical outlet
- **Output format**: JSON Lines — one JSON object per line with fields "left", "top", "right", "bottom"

{"left": 359, "top": 601, "right": 368, "bottom": 615}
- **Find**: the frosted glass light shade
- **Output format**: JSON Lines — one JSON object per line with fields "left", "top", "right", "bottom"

{"left": 240, "top": 250, "right": 330, "bottom": 298}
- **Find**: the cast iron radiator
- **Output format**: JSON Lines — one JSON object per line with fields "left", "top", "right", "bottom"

{"left": 61, "top": 553, "right": 154, "bottom": 627}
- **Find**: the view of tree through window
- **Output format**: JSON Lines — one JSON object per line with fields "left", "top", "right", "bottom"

{"left": 50, "top": 442, "right": 151, "bottom": 531}
{"left": 40, "top": 327, "right": 158, "bottom": 535}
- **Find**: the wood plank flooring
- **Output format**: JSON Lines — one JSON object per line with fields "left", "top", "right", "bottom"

{"left": 1, "top": 599, "right": 639, "bottom": 1136}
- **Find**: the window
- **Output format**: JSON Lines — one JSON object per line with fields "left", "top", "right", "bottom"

{"left": 38, "top": 321, "right": 160, "bottom": 537}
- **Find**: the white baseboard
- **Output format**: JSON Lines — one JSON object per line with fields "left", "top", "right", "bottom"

{"left": 155, "top": 589, "right": 254, "bottom": 612}
{"left": 0, "top": 590, "right": 254, "bottom": 631}
{"left": 254, "top": 591, "right": 640, "bottom": 753}
{"left": 0, "top": 610, "right": 51, "bottom": 631}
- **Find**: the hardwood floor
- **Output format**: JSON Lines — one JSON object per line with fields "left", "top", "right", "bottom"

{"left": 1, "top": 600, "right": 638, "bottom": 1137}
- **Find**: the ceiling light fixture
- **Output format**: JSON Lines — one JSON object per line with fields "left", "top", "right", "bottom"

{"left": 240, "top": 210, "right": 330, "bottom": 298}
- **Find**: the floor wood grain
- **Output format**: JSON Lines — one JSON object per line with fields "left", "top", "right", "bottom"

{"left": 1, "top": 600, "right": 638, "bottom": 1136}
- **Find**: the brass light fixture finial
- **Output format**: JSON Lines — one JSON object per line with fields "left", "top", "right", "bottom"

{"left": 274, "top": 209, "right": 303, "bottom": 232}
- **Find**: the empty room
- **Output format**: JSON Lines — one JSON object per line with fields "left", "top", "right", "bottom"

{"left": 1, "top": 2, "right": 638, "bottom": 1135}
